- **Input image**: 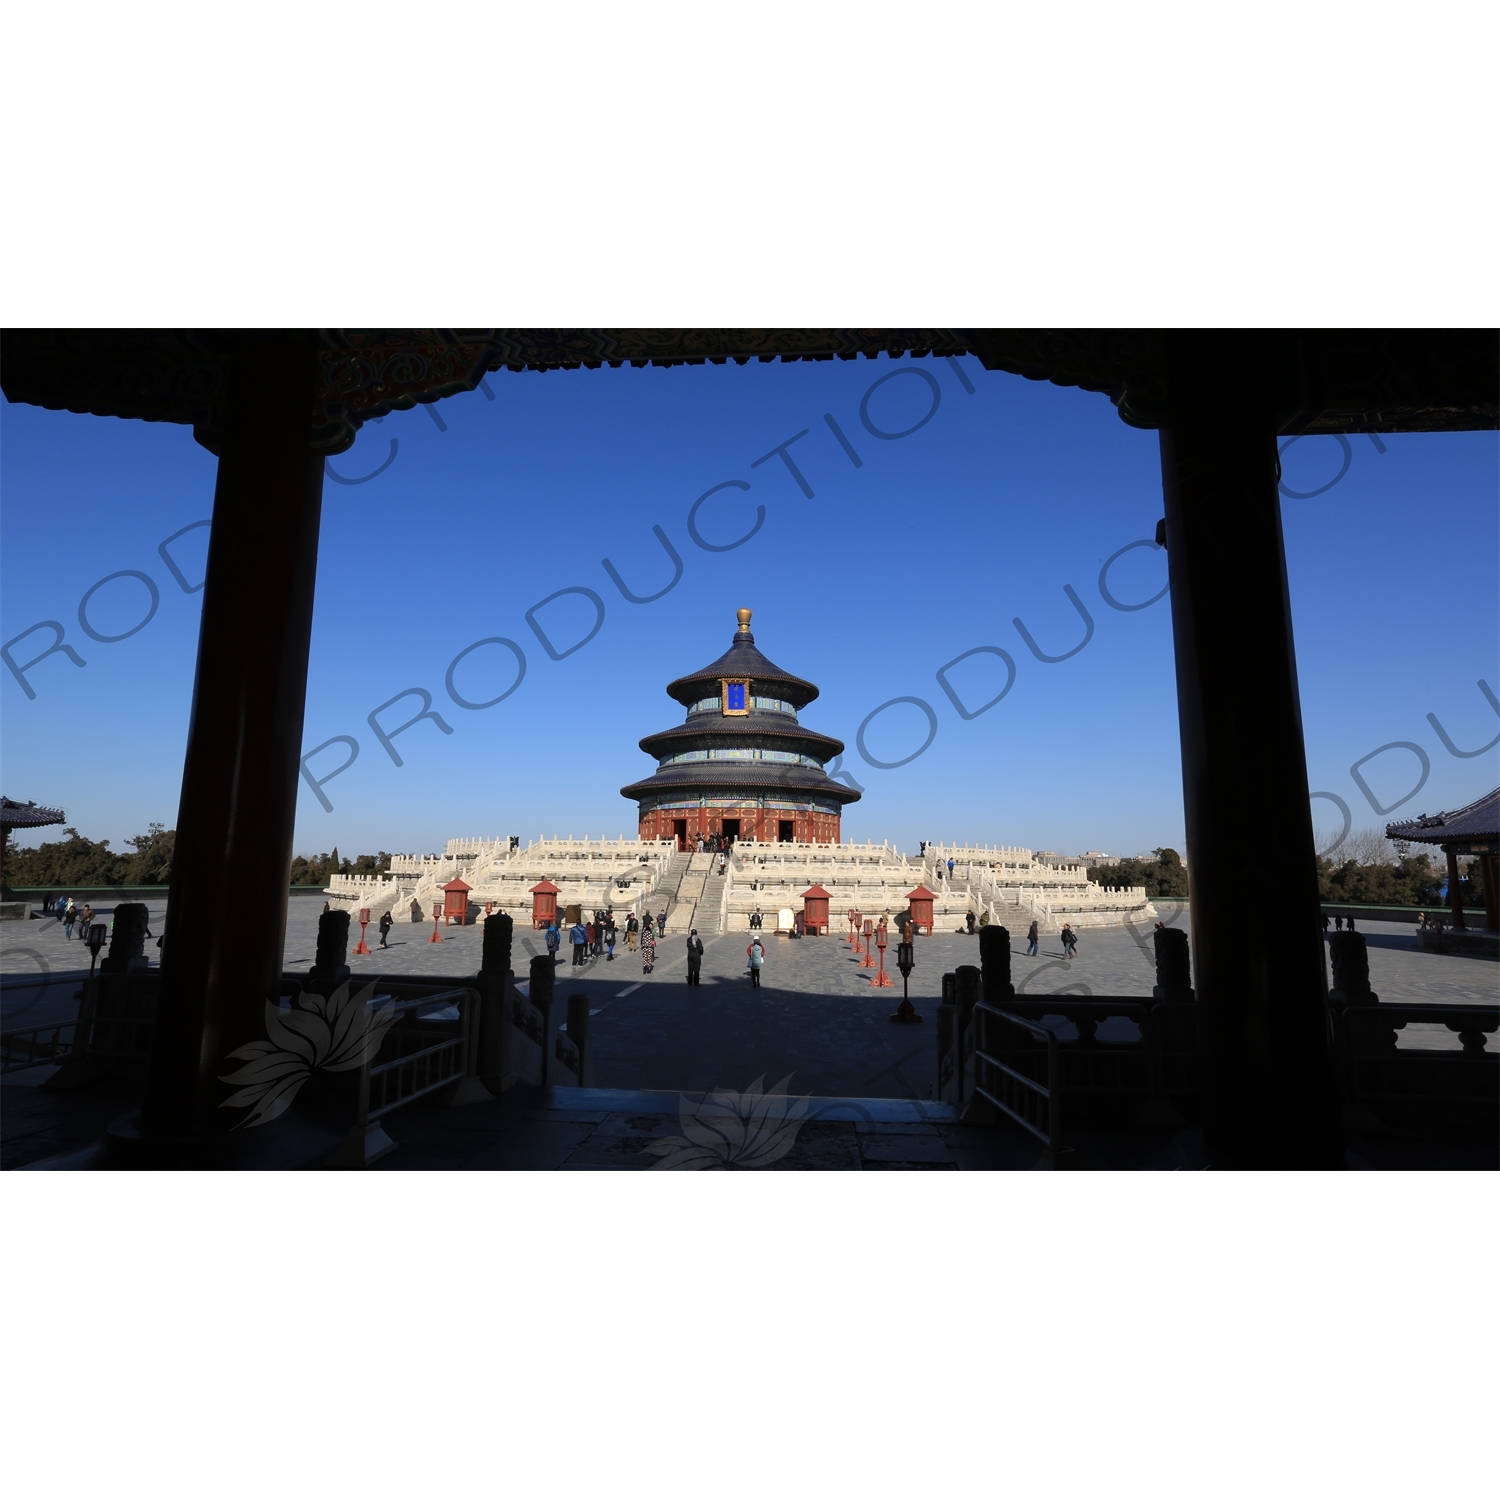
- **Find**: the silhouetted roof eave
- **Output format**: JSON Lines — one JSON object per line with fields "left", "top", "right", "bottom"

{"left": 1386, "top": 787, "right": 1499, "bottom": 848}
{"left": 3, "top": 330, "right": 1492, "bottom": 457}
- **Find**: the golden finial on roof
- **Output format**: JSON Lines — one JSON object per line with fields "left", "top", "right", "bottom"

{"left": 736, "top": 608, "right": 752, "bottom": 632}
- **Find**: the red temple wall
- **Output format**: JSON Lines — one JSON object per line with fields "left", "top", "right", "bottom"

{"left": 637, "top": 805, "right": 841, "bottom": 848}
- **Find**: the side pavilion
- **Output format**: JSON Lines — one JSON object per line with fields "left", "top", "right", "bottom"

{"left": 2, "top": 329, "right": 1496, "bottom": 1167}
{"left": 1387, "top": 788, "right": 1499, "bottom": 931}
{"left": 0, "top": 796, "right": 66, "bottom": 903}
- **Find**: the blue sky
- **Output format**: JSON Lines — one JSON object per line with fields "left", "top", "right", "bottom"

{"left": 3, "top": 354, "right": 1496, "bottom": 861}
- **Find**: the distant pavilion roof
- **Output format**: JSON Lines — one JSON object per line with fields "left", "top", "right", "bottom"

{"left": 3, "top": 330, "right": 1493, "bottom": 457}
{"left": 0, "top": 797, "right": 65, "bottom": 829}
{"left": 1387, "top": 789, "right": 1499, "bottom": 852}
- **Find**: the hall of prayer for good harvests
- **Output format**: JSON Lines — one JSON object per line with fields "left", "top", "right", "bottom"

{"left": 620, "top": 609, "right": 860, "bottom": 849}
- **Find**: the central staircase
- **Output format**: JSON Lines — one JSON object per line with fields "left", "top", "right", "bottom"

{"left": 696, "top": 866, "right": 730, "bottom": 934}
{"left": 651, "top": 851, "right": 693, "bottom": 931}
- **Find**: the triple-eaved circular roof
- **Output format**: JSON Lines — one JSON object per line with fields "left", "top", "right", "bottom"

{"left": 665, "top": 615, "right": 819, "bottom": 709}
{"left": 622, "top": 611, "right": 860, "bottom": 808}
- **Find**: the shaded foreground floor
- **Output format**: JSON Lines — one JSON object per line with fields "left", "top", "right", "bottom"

{"left": 373, "top": 1088, "right": 1011, "bottom": 1170}
{"left": 7, "top": 1073, "right": 1496, "bottom": 1171}
{"left": 5, "top": 908, "right": 1495, "bottom": 1170}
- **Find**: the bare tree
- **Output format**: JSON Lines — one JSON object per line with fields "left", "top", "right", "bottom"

{"left": 1342, "top": 828, "right": 1399, "bottom": 867}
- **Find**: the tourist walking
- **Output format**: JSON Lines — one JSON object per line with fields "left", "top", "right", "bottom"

{"left": 378, "top": 909, "right": 393, "bottom": 948}
{"left": 626, "top": 913, "right": 639, "bottom": 951}
{"left": 410, "top": 897, "right": 424, "bottom": 923}
{"left": 747, "top": 934, "right": 765, "bottom": 987}
{"left": 76, "top": 903, "right": 94, "bottom": 938}
{"left": 966, "top": 909, "right": 976, "bottom": 934}
{"left": 947, "top": 857, "right": 955, "bottom": 882}
{"left": 570, "top": 919, "right": 588, "bottom": 965}
{"left": 1026, "top": 919, "right": 1039, "bottom": 956}
{"left": 1347, "top": 914, "right": 1356, "bottom": 931}
{"left": 686, "top": 928, "right": 704, "bottom": 985}
{"left": 605, "top": 915, "right": 617, "bottom": 961}
{"left": 1335, "top": 915, "right": 1344, "bottom": 931}
{"left": 641, "top": 925, "right": 656, "bottom": 975}
{"left": 750, "top": 907, "right": 762, "bottom": 930}
{"left": 1061, "top": 923, "right": 1078, "bottom": 959}
{"left": 657, "top": 906, "right": 667, "bottom": 933}
{"left": 62, "top": 899, "right": 77, "bottom": 940}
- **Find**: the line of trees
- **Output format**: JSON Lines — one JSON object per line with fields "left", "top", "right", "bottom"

{"left": 1086, "top": 848, "right": 1189, "bottom": 898}
{"left": 3, "top": 823, "right": 176, "bottom": 887}
{"left": 289, "top": 848, "right": 392, "bottom": 885}
{"left": 1088, "top": 835, "right": 1485, "bottom": 908}
{"left": 3, "top": 827, "right": 393, "bottom": 889}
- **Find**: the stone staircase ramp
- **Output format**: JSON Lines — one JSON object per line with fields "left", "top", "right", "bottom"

{"left": 652, "top": 851, "right": 690, "bottom": 897}
{"left": 645, "top": 851, "right": 695, "bottom": 933}
{"left": 696, "top": 868, "right": 730, "bottom": 934}
{"left": 666, "top": 867, "right": 709, "bottom": 932}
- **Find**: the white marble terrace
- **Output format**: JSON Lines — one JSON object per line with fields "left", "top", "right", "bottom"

{"left": 326, "top": 836, "right": 678, "bottom": 927}
{"left": 326, "top": 835, "right": 1154, "bottom": 936}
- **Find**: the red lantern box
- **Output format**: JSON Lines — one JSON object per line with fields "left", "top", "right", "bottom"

{"left": 442, "top": 876, "right": 472, "bottom": 926}
{"left": 801, "top": 883, "right": 831, "bottom": 935}
{"left": 530, "top": 879, "right": 560, "bottom": 930}
{"left": 906, "top": 885, "right": 937, "bottom": 936}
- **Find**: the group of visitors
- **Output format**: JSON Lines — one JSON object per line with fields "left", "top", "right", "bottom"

{"left": 1019, "top": 918, "right": 1077, "bottom": 958}
{"left": 50, "top": 897, "right": 97, "bottom": 939}
{"left": 551, "top": 909, "right": 621, "bottom": 966}
{"left": 541, "top": 908, "right": 670, "bottom": 972}
{"left": 683, "top": 927, "right": 765, "bottom": 987}
{"left": 694, "top": 832, "right": 733, "bottom": 854}
{"left": 1320, "top": 913, "right": 1358, "bottom": 932}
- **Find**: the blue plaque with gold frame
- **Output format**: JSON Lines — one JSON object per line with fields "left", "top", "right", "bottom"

{"left": 721, "top": 678, "right": 750, "bottom": 716}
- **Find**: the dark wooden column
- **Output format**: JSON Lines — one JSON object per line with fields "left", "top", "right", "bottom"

{"left": 1445, "top": 847, "right": 1467, "bottom": 929}
{"left": 142, "top": 335, "right": 325, "bottom": 1134}
{"left": 1158, "top": 335, "right": 1343, "bottom": 1168}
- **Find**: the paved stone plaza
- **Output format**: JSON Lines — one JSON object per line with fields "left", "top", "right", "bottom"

{"left": 4, "top": 899, "right": 1495, "bottom": 1107}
